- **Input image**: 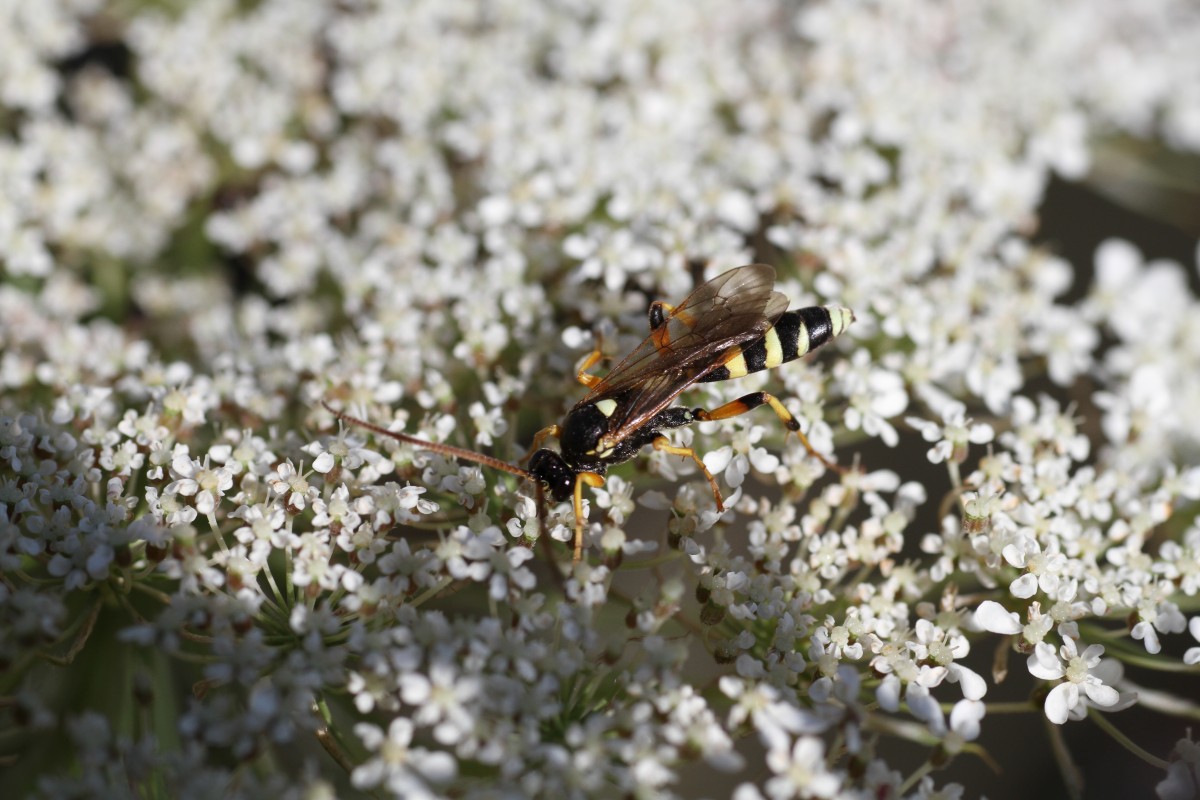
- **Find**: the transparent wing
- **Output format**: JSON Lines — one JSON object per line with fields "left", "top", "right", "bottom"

{"left": 581, "top": 264, "right": 788, "bottom": 445}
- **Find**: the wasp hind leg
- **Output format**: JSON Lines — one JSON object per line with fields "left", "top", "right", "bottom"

{"left": 652, "top": 435, "right": 725, "bottom": 512}
{"left": 648, "top": 300, "right": 701, "bottom": 351}
{"left": 648, "top": 301, "right": 675, "bottom": 350}
{"left": 573, "top": 471, "right": 605, "bottom": 563}
{"left": 695, "top": 392, "right": 846, "bottom": 474}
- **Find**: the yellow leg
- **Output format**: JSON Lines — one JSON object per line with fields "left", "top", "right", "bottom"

{"left": 519, "top": 424, "right": 561, "bottom": 463}
{"left": 652, "top": 435, "right": 725, "bottom": 512}
{"left": 573, "top": 471, "right": 605, "bottom": 562}
{"left": 575, "top": 331, "right": 608, "bottom": 389}
{"left": 651, "top": 322, "right": 670, "bottom": 350}
{"left": 648, "top": 301, "right": 675, "bottom": 329}
{"left": 649, "top": 301, "right": 673, "bottom": 349}
{"left": 696, "top": 392, "right": 846, "bottom": 474}
{"left": 648, "top": 300, "right": 700, "bottom": 351}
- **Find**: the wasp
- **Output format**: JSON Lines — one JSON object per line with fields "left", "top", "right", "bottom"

{"left": 325, "top": 264, "right": 854, "bottom": 562}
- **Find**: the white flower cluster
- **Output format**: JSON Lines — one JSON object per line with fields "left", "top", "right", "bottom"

{"left": 2, "top": 1, "right": 1200, "bottom": 799}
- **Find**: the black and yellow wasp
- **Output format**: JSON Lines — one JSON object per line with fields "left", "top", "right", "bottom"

{"left": 325, "top": 264, "right": 854, "bottom": 562}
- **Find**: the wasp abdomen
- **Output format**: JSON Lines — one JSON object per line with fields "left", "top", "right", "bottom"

{"left": 701, "top": 306, "right": 853, "bottom": 383}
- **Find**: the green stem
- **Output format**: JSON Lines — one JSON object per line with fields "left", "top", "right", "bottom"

{"left": 1096, "top": 639, "right": 1198, "bottom": 673}
{"left": 980, "top": 700, "right": 1038, "bottom": 714}
{"left": 1045, "top": 716, "right": 1085, "bottom": 800}
{"left": 409, "top": 576, "right": 455, "bottom": 608}
{"left": 40, "top": 596, "right": 103, "bottom": 667}
{"left": 1088, "top": 708, "right": 1170, "bottom": 770}
{"left": 619, "top": 551, "right": 683, "bottom": 570}
{"left": 129, "top": 580, "right": 175, "bottom": 605}
{"left": 898, "top": 761, "right": 934, "bottom": 795}
{"left": 947, "top": 459, "right": 962, "bottom": 491}
{"left": 284, "top": 518, "right": 296, "bottom": 603}
{"left": 206, "top": 511, "right": 229, "bottom": 555}
{"left": 314, "top": 694, "right": 365, "bottom": 781}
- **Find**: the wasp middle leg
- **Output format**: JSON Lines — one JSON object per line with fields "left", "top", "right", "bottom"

{"left": 652, "top": 435, "right": 725, "bottom": 511}
{"left": 695, "top": 392, "right": 845, "bottom": 474}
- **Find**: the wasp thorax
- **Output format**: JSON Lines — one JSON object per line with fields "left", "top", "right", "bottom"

{"left": 559, "top": 402, "right": 612, "bottom": 461}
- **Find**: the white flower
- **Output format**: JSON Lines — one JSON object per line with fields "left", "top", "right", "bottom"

{"left": 905, "top": 401, "right": 994, "bottom": 464}
{"left": 369, "top": 482, "right": 439, "bottom": 522}
{"left": 702, "top": 422, "right": 780, "bottom": 489}
{"left": 563, "top": 225, "right": 661, "bottom": 291}
{"left": 505, "top": 493, "right": 541, "bottom": 541}
{"left": 399, "top": 662, "right": 481, "bottom": 747}
{"left": 721, "top": 677, "right": 829, "bottom": 753}
{"left": 8, "top": 1, "right": 1200, "bottom": 796}
{"left": 267, "top": 460, "right": 316, "bottom": 512}
{"left": 949, "top": 699, "right": 985, "bottom": 742}
{"left": 909, "top": 619, "right": 987, "bottom": 701}
{"left": 1185, "top": 617, "right": 1200, "bottom": 666}
{"left": 764, "top": 736, "right": 842, "bottom": 800}
{"left": 1003, "top": 533, "right": 1068, "bottom": 600}
{"left": 1156, "top": 734, "right": 1200, "bottom": 800}
{"left": 166, "top": 449, "right": 234, "bottom": 515}
{"left": 311, "top": 484, "right": 363, "bottom": 531}
{"left": 590, "top": 474, "right": 636, "bottom": 524}
{"left": 1026, "top": 636, "right": 1121, "bottom": 724}
{"left": 838, "top": 351, "right": 908, "bottom": 447}
{"left": 486, "top": 543, "right": 536, "bottom": 600}
{"left": 1029, "top": 306, "right": 1098, "bottom": 386}
{"left": 965, "top": 352, "right": 1024, "bottom": 414}
{"left": 973, "top": 600, "right": 1023, "bottom": 635}
{"left": 467, "top": 401, "right": 507, "bottom": 447}
{"left": 1131, "top": 599, "right": 1187, "bottom": 655}
{"left": 352, "top": 719, "right": 456, "bottom": 799}
{"left": 303, "top": 426, "right": 381, "bottom": 474}
{"left": 438, "top": 465, "right": 487, "bottom": 506}
{"left": 230, "top": 501, "right": 288, "bottom": 559}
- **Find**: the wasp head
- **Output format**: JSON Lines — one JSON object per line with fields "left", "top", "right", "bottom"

{"left": 528, "top": 449, "right": 575, "bottom": 502}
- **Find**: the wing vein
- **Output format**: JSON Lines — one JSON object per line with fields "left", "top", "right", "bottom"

{"left": 581, "top": 264, "right": 788, "bottom": 447}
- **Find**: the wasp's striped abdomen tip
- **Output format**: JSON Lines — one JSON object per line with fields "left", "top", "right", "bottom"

{"left": 827, "top": 306, "right": 855, "bottom": 338}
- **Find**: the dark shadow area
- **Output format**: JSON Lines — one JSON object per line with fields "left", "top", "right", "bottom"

{"left": 1035, "top": 174, "right": 1199, "bottom": 302}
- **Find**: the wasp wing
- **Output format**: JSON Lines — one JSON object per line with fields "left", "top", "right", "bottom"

{"left": 581, "top": 264, "right": 789, "bottom": 446}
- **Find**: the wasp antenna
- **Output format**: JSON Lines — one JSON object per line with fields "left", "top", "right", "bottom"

{"left": 321, "top": 401, "right": 533, "bottom": 481}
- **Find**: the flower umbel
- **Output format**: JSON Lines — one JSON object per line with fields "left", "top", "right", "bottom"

{"left": 3, "top": 1, "right": 1200, "bottom": 798}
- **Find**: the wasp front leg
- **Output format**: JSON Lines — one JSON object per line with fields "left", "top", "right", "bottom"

{"left": 519, "top": 424, "right": 561, "bottom": 464}
{"left": 573, "top": 471, "right": 605, "bottom": 562}
{"left": 652, "top": 435, "right": 725, "bottom": 512}
{"left": 695, "top": 392, "right": 845, "bottom": 474}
